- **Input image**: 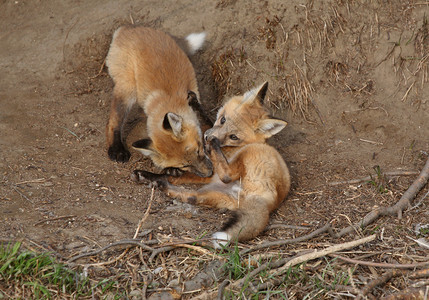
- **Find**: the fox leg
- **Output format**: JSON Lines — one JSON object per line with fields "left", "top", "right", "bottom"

{"left": 168, "top": 172, "right": 213, "bottom": 185}
{"left": 132, "top": 171, "right": 237, "bottom": 210}
{"left": 161, "top": 167, "right": 213, "bottom": 184}
{"left": 164, "top": 184, "right": 238, "bottom": 210}
{"left": 132, "top": 170, "right": 212, "bottom": 185}
{"left": 106, "top": 92, "right": 133, "bottom": 162}
{"left": 207, "top": 138, "right": 242, "bottom": 184}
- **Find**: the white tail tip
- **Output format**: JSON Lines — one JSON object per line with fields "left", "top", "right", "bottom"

{"left": 212, "top": 231, "right": 231, "bottom": 249}
{"left": 185, "top": 32, "right": 206, "bottom": 55}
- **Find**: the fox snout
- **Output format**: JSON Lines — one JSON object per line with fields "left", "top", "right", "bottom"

{"left": 203, "top": 128, "right": 213, "bottom": 142}
{"left": 204, "top": 127, "right": 221, "bottom": 143}
{"left": 192, "top": 155, "right": 213, "bottom": 177}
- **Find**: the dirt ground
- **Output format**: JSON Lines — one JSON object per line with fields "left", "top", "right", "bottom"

{"left": 1, "top": 0, "right": 428, "bottom": 298}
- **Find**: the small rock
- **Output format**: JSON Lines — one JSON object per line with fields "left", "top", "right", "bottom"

{"left": 148, "top": 292, "right": 175, "bottom": 300}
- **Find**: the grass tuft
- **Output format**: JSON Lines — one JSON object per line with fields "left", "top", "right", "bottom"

{"left": 0, "top": 242, "right": 90, "bottom": 298}
{"left": 367, "top": 165, "right": 390, "bottom": 194}
{"left": 0, "top": 242, "right": 126, "bottom": 299}
{"left": 221, "top": 243, "right": 251, "bottom": 280}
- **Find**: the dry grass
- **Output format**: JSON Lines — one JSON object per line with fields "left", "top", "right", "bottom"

{"left": 210, "top": 46, "right": 247, "bottom": 102}
{"left": 258, "top": 15, "right": 281, "bottom": 50}
{"left": 278, "top": 64, "right": 314, "bottom": 118}
{"left": 209, "top": 1, "right": 427, "bottom": 120}
{"left": 215, "top": 0, "right": 237, "bottom": 9}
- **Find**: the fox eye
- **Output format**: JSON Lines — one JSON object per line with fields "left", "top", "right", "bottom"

{"left": 220, "top": 116, "right": 226, "bottom": 125}
{"left": 229, "top": 134, "right": 239, "bottom": 140}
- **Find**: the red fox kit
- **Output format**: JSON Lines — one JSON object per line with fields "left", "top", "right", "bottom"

{"left": 133, "top": 82, "right": 291, "bottom": 247}
{"left": 106, "top": 26, "right": 212, "bottom": 177}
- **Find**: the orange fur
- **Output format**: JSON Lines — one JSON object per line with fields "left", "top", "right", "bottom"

{"left": 105, "top": 26, "right": 212, "bottom": 177}
{"left": 135, "top": 82, "right": 290, "bottom": 246}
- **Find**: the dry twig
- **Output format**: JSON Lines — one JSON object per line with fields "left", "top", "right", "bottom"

{"left": 34, "top": 215, "right": 77, "bottom": 226}
{"left": 272, "top": 234, "right": 376, "bottom": 275}
{"left": 331, "top": 254, "right": 429, "bottom": 269}
{"left": 382, "top": 287, "right": 429, "bottom": 300}
{"left": 134, "top": 186, "right": 155, "bottom": 239}
{"left": 213, "top": 234, "right": 375, "bottom": 298}
{"left": 67, "top": 240, "right": 155, "bottom": 263}
{"left": 357, "top": 268, "right": 429, "bottom": 300}
{"left": 240, "top": 223, "right": 333, "bottom": 255}
{"left": 88, "top": 57, "right": 106, "bottom": 79}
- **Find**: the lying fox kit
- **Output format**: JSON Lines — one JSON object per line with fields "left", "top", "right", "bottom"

{"left": 133, "top": 82, "right": 291, "bottom": 248}
{"left": 106, "top": 26, "right": 212, "bottom": 177}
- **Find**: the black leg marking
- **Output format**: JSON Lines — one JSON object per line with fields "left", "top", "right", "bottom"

{"left": 108, "top": 130, "right": 131, "bottom": 162}
{"left": 132, "top": 170, "right": 165, "bottom": 183}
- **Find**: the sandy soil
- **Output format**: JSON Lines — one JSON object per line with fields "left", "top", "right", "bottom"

{"left": 0, "top": 0, "right": 428, "bottom": 297}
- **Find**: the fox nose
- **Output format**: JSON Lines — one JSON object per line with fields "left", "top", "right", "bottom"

{"left": 205, "top": 135, "right": 216, "bottom": 144}
{"left": 204, "top": 133, "right": 216, "bottom": 143}
{"left": 204, "top": 128, "right": 213, "bottom": 142}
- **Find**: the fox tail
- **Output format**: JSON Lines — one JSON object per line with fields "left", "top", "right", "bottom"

{"left": 212, "top": 197, "right": 270, "bottom": 249}
{"left": 185, "top": 32, "right": 206, "bottom": 55}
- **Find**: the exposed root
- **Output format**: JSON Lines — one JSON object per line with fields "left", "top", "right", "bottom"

{"left": 335, "top": 155, "right": 429, "bottom": 237}
{"left": 329, "top": 170, "right": 419, "bottom": 186}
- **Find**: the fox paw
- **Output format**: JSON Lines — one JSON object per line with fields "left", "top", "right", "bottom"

{"left": 132, "top": 170, "right": 164, "bottom": 183}
{"left": 108, "top": 143, "right": 131, "bottom": 162}
{"left": 162, "top": 167, "right": 184, "bottom": 177}
{"left": 220, "top": 175, "right": 232, "bottom": 184}
{"left": 208, "top": 137, "right": 221, "bottom": 153}
{"left": 204, "top": 136, "right": 221, "bottom": 155}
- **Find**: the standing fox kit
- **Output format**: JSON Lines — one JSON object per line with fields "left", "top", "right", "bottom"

{"left": 133, "top": 82, "right": 291, "bottom": 247}
{"left": 106, "top": 26, "right": 212, "bottom": 177}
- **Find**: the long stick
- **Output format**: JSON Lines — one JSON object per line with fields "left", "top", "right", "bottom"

{"left": 273, "top": 234, "right": 376, "bottom": 275}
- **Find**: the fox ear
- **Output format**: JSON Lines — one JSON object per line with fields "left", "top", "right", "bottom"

{"left": 187, "top": 90, "right": 198, "bottom": 106}
{"left": 242, "top": 81, "right": 269, "bottom": 105}
{"left": 132, "top": 138, "right": 156, "bottom": 156}
{"left": 163, "top": 113, "right": 183, "bottom": 137}
{"left": 187, "top": 91, "right": 203, "bottom": 114}
{"left": 188, "top": 90, "right": 214, "bottom": 128}
{"left": 256, "top": 118, "right": 287, "bottom": 138}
